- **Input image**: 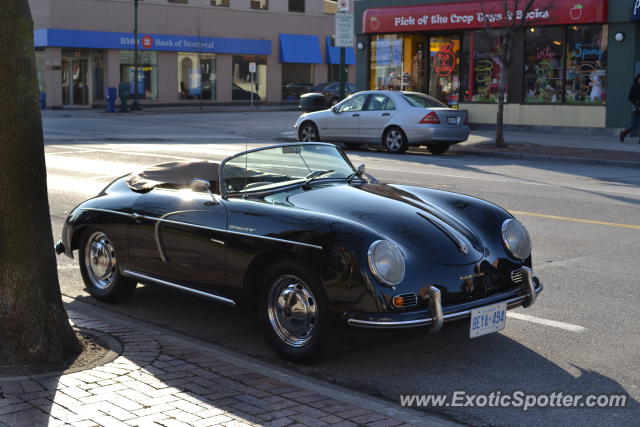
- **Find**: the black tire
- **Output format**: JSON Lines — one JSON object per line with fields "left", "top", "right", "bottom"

{"left": 344, "top": 143, "right": 362, "bottom": 150}
{"left": 261, "top": 261, "right": 330, "bottom": 362}
{"left": 298, "top": 121, "right": 320, "bottom": 142}
{"left": 383, "top": 127, "right": 409, "bottom": 154}
{"left": 426, "top": 144, "right": 450, "bottom": 155}
{"left": 79, "top": 229, "right": 137, "bottom": 302}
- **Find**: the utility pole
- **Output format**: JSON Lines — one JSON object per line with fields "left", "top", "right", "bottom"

{"left": 131, "top": 0, "right": 142, "bottom": 111}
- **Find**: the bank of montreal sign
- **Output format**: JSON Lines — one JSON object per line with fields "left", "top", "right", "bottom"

{"left": 633, "top": 0, "right": 640, "bottom": 21}
{"left": 34, "top": 29, "right": 272, "bottom": 55}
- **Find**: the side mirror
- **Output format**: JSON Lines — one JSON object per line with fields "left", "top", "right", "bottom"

{"left": 356, "top": 163, "right": 366, "bottom": 175}
{"left": 190, "top": 178, "right": 211, "bottom": 193}
{"left": 331, "top": 106, "right": 339, "bottom": 113}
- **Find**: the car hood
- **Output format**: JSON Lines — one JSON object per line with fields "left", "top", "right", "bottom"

{"left": 277, "top": 183, "right": 486, "bottom": 266}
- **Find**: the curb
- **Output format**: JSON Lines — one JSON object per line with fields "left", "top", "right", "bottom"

{"left": 61, "top": 296, "right": 460, "bottom": 427}
{"left": 452, "top": 147, "right": 640, "bottom": 169}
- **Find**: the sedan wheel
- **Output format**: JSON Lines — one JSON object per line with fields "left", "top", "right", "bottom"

{"left": 299, "top": 122, "right": 319, "bottom": 142}
{"left": 79, "top": 229, "right": 136, "bottom": 302}
{"left": 262, "top": 262, "right": 329, "bottom": 362}
{"left": 383, "top": 127, "right": 409, "bottom": 154}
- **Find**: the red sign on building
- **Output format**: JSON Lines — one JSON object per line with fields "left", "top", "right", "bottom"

{"left": 141, "top": 35, "right": 153, "bottom": 49}
{"left": 362, "top": 0, "right": 608, "bottom": 34}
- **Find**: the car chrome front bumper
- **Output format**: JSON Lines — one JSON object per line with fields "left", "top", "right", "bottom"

{"left": 346, "top": 268, "right": 542, "bottom": 331}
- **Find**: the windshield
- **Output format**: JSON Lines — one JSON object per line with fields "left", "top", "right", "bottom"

{"left": 403, "top": 93, "right": 447, "bottom": 109}
{"left": 222, "top": 144, "right": 356, "bottom": 194}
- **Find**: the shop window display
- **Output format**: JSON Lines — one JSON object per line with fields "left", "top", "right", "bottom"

{"left": 429, "top": 36, "right": 461, "bottom": 107}
{"left": 370, "top": 35, "right": 403, "bottom": 90}
{"left": 232, "top": 55, "right": 267, "bottom": 101}
{"left": 462, "top": 31, "right": 504, "bottom": 102}
{"left": 178, "top": 53, "right": 216, "bottom": 100}
{"left": 524, "top": 26, "right": 564, "bottom": 103}
{"left": 565, "top": 25, "right": 607, "bottom": 104}
{"left": 120, "top": 51, "right": 158, "bottom": 100}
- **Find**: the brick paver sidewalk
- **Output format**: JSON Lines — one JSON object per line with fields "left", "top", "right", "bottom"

{"left": 0, "top": 310, "right": 444, "bottom": 427}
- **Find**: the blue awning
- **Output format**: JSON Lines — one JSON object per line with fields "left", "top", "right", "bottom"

{"left": 279, "top": 34, "right": 322, "bottom": 64}
{"left": 325, "top": 36, "right": 355, "bottom": 65}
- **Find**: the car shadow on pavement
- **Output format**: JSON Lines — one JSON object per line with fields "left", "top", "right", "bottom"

{"left": 40, "top": 282, "right": 639, "bottom": 427}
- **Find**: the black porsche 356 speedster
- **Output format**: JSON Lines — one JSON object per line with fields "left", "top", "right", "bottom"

{"left": 56, "top": 142, "right": 542, "bottom": 361}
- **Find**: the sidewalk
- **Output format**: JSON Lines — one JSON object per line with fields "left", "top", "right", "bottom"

{"left": 449, "top": 129, "right": 640, "bottom": 168}
{"left": 0, "top": 300, "right": 454, "bottom": 427}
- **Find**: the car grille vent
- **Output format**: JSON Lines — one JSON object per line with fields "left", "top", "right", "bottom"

{"left": 511, "top": 269, "right": 527, "bottom": 285}
{"left": 396, "top": 293, "right": 418, "bottom": 308}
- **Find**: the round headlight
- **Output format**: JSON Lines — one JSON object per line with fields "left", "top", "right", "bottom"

{"left": 501, "top": 219, "right": 532, "bottom": 260}
{"left": 367, "top": 240, "right": 405, "bottom": 286}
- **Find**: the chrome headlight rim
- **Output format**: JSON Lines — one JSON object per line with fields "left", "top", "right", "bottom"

{"left": 501, "top": 219, "right": 532, "bottom": 261}
{"left": 367, "top": 240, "right": 406, "bottom": 287}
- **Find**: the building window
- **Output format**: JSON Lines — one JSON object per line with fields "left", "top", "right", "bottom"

{"left": 370, "top": 34, "right": 403, "bottom": 91}
{"left": 250, "top": 0, "right": 268, "bottom": 10}
{"left": 289, "top": 0, "right": 304, "bottom": 13}
{"left": 462, "top": 31, "right": 504, "bottom": 103}
{"left": 92, "top": 51, "right": 104, "bottom": 101}
{"left": 210, "top": 0, "right": 229, "bottom": 6}
{"left": 35, "top": 49, "right": 46, "bottom": 94}
{"left": 565, "top": 25, "right": 607, "bottom": 104}
{"left": 282, "top": 64, "right": 313, "bottom": 100}
{"left": 323, "top": 0, "right": 336, "bottom": 15}
{"left": 178, "top": 53, "right": 216, "bottom": 100}
{"left": 524, "top": 26, "right": 565, "bottom": 103}
{"left": 232, "top": 55, "right": 267, "bottom": 101}
{"left": 119, "top": 51, "right": 158, "bottom": 100}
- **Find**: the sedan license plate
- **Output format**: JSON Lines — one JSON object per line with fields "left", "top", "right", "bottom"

{"left": 447, "top": 116, "right": 458, "bottom": 125}
{"left": 469, "top": 302, "right": 506, "bottom": 338}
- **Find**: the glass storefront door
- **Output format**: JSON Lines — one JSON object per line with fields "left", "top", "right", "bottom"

{"left": 61, "top": 51, "right": 89, "bottom": 106}
{"left": 428, "top": 36, "right": 461, "bottom": 108}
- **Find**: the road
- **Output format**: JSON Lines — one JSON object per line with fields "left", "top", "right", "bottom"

{"left": 44, "top": 110, "right": 640, "bottom": 426}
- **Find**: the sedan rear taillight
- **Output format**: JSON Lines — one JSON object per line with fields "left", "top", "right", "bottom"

{"left": 420, "top": 111, "right": 440, "bottom": 124}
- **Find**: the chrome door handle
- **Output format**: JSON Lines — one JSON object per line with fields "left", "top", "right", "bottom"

{"left": 352, "top": 113, "right": 360, "bottom": 117}
{"left": 382, "top": 113, "right": 390, "bottom": 116}
{"left": 132, "top": 213, "right": 143, "bottom": 222}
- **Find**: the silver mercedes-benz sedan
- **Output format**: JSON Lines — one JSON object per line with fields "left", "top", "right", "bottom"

{"left": 293, "top": 90, "right": 470, "bottom": 154}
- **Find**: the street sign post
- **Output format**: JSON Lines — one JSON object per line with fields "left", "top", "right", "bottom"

{"left": 249, "top": 62, "right": 256, "bottom": 108}
{"left": 335, "top": 10, "right": 353, "bottom": 100}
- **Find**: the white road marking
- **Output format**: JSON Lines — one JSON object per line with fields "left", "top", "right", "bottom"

{"left": 507, "top": 312, "right": 586, "bottom": 333}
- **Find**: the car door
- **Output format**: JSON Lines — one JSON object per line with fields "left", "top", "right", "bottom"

{"left": 322, "top": 94, "right": 370, "bottom": 141}
{"left": 359, "top": 94, "right": 397, "bottom": 141}
{"left": 128, "top": 187, "right": 229, "bottom": 296}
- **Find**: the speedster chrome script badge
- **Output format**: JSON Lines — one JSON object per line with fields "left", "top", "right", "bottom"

{"left": 460, "top": 272, "right": 486, "bottom": 281}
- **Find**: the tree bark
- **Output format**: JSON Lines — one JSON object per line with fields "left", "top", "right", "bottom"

{"left": 0, "top": 0, "right": 81, "bottom": 365}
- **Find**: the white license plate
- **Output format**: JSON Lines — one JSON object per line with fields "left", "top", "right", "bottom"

{"left": 447, "top": 117, "right": 458, "bottom": 125}
{"left": 469, "top": 302, "right": 507, "bottom": 338}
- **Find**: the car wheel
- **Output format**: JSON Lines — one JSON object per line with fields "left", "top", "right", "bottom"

{"left": 329, "top": 97, "right": 339, "bottom": 106}
{"left": 298, "top": 122, "right": 319, "bottom": 142}
{"left": 79, "top": 229, "right": 137, "bottom": 302}
{"left": 261, "top": 261, "right": 329, "bottom": 362}
{"left": 383, "top": 127, "right": 409, "bottom": 154}
{"left": 426, "top": 144, "right": 450, "bottom": 155}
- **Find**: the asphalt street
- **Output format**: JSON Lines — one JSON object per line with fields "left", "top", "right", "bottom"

{"left": 43, "top": 110, "right": 640, "bottom": 426}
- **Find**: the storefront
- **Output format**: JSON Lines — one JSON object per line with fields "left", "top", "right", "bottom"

{"left": 355, "top": 0, "right": 638, "bottom": 130}
{"left": 34, "top": 29, "right": 354, "bottom": 107}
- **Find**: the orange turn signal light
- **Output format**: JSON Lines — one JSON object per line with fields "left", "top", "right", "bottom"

{"left": 392, "top": 295, "right": 404, "bottom": 307}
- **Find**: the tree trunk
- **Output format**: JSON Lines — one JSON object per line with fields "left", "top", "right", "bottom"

{"left": 495, "top": 64, "right": 509, "bottom": 148}
{"left": 0, "top": 0, "right": 81, "bottom": 365}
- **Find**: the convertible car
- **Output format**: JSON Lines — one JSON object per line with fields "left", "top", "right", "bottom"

{"left": 56, "top": 143, "right": 542, "bottom": 361}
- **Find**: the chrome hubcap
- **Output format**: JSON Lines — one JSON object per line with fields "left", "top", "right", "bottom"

{"left": 84, "top": 231, "right": 117, "bottom": 290}
{"left": 268, "top": 275, "right": 318, "bottom": 348}
{"left": 386, "top": 130, "right": 403, "bottom": 151}
{"left": 300, "top": 125, "right": 316, "bottom": 142}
